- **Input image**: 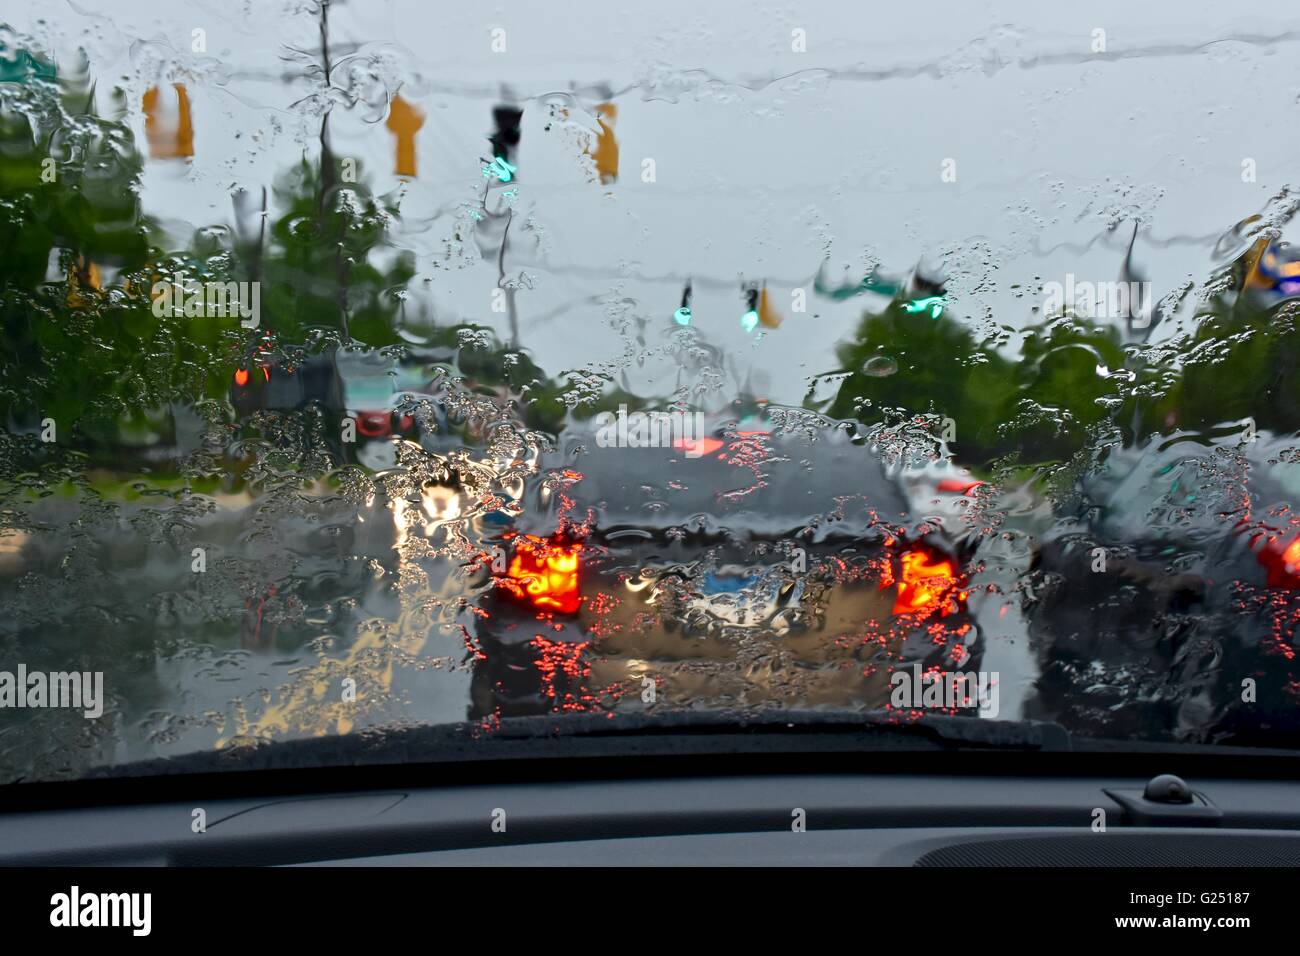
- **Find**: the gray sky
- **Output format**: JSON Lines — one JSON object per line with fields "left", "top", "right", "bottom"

{"left": 16, "top": 0, "right": 1300, "bottom": 407}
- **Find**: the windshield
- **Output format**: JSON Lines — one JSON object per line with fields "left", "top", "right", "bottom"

{"left": 2, "top": 0, "right": 1299, "bottom": 784}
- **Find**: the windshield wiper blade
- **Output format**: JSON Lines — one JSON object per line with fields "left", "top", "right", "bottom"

{"left": 81, "top": 710, "right": 1071, "bottom": 780}
{"left": 483, "top": 710, "right": 1072, "bottom": 749}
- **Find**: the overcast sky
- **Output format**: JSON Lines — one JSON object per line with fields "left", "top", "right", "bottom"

{"left": 12, "top": 0, "right": 1300, "bottom": 406}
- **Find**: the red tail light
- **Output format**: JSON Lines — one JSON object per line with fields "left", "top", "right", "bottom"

{"left": 1254, "top": 534, "right": 1300, "bottom": 589}
{"left": 356, "top": 412, "right": 391, "bottom": 437}
{"left": 499, "top": 534, "right": 582, "bottom": 614}
{"left": 891, "top": 547, "right": 966, "bottom": 617}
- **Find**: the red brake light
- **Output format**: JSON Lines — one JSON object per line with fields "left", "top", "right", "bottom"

{"left": 499, "top": 535, "right": 582, "bottom": 614}
{"left": 891, "top": 548, "right": 966, "bottom": 617}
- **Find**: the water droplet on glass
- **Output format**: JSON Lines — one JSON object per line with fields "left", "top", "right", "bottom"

{"left": 862, "top": 355, "right": 898, "bottom": 377}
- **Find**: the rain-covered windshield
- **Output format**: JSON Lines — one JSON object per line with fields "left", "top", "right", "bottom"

{"left": 2, "top": 0, "right": 1299, "bottom": 783}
